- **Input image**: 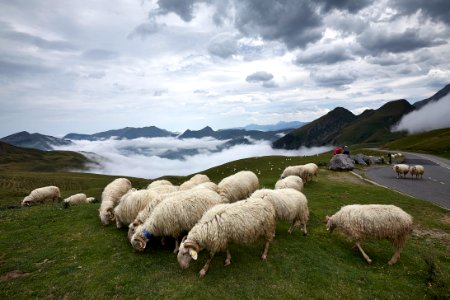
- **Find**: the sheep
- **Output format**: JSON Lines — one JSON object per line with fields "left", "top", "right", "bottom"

{"left": 114, "top": 189, "right": 161, "bottom": 229}
{"left": 147, "top": 184, "right": 180, "bottom": 195}
{"left": 217, "top": 171, "right": 259, "bottom": 203}
{"left": 393, "top": 164, "right": 410, "bottom": 178}
{"left": 410, "top": 165, "right": 424, "bottom": 179}
{"left": 147, "top": 179, "right": 174, "bottom": 189}
{"left": 325, "top": 204, "right": 413, "bottom": 265}
{"left": 280, "top": 165, "right": 308, "bottom": 182}
{"left": 130, "top": 188, "right": 223, "bottom": 254}
{"left": 62, "top": 193, "right": 96, "bottom": 207}
{"left": 251, "top": 188, "right": 309, "bottom": 235}
{"left": 99, "top": 178, "right": 132, "bottom": 225}
{"left": 303, "top": 163, "right": 319, "bottom": 182}
{"left": 21, "top": 186, "right": 61, "bottom": 206}
{"left": 179, "top": 174, "right": 210, "bottom": 190}
{"left": 177, "top": 197, "right": 277, "bottom": 278}
{"left": 275, "top": 175, "right": 304, "bottom": 192}
{"left": 192, "top": 181, "right": 219, "bottom": 193}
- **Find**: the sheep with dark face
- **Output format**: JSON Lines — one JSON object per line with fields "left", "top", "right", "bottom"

{"left": 393, "top": 164, "right": 409, "bottom": 178}
{"left": 177, "top": 197, "right": 276, "bottom": 278}
{"left": 130, "top": 188, "right": 223, "bottom": 253}
{"left": 410, "top": 165, "right": 424, "bottom": 179}
{"left": 99, "top": 178, "right": 132, "bottom": 225}
{"left": 326, "top": 204, "right": 413, "bottom": 265}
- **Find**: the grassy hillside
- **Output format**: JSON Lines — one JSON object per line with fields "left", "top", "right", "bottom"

{"left": 0, "top": 141, "right": 89, "bottom": 172}
{"left": 382, "top": 128, "right": 450, "bottom": 159}
{"left": 1, "top": 153, "right": 449, "bottom": 299}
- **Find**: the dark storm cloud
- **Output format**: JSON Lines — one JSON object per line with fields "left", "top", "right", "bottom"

{"left": 392, "top": 0, "right": 450, "bottom": 25}
{"left": 318, "top": 0, "right": 372, "bottom": 13}
{"left": 234, "top": 0, "right": 323, "bottom": 49}
{"left": 357, "top": 28, "right": 447, "bottom": 55}
{"left": 246, "top": 71, "right": 274, "bottom": 83}
{"left": 310, "top": 70, "right": 357, "bottom": 87}
{"left": 81, "top": 49, "right": 119, "bottom": 60}
{"left": 0, "top": 27, "right": 77, "bottom": 52}
{"left": 295, "top": 46, "right": 354, "bottom": 65}
{"left": 157, "top": 0, "right": 198, "bottom": 22}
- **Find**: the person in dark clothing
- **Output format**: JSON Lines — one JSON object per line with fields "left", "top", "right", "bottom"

{"left": 387, "top": 153, "right": 392, "bottom": 164}
{"left": 343, "top": 146, "right": 350, "bottom": 155}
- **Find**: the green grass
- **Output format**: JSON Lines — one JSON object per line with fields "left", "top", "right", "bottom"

{"left": 382, "top": 127, "right": 450, "bottom": 159}
{"left": 1, "top": 153, "right": 449, "bottom": 299}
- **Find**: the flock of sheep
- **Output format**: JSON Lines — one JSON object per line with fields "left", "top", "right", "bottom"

{"left": 392, "top": 164, "right": 425, "bottom": 179}
{"left": 21, "top": 162, "right": 413, "bottom": 278}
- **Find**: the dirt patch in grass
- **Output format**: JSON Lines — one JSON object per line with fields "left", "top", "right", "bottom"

{"left": 0, "top": 270, "right": 31, "bottom": 282}
{"left": 413, "top": 227, "right": 450, "bottom": 246}
{"left": 325, "top": 171, "right": 369, "bottom": 185}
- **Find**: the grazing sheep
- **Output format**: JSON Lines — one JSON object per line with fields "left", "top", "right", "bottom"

{"left": 275, "top": 175, "right": 304, "bottom": 192}
{"left": 218, "top": 171, "right": 259, "bottom": 203}
{"left": 21, "top": 186, "right": 61, "bottom": 206}
{"left": 130, "top": 188, "right": 223, "bottom": 253}
{"left": 177, "top": 197, "right": 276, "bottom": 278}
{"left": 114, "top": 189, "right": 160, "bottom": 229}
{"left": 280, "top": 165, "right": 308, "bottom": 182}
{"left": 148, "top": 184, "right": 180, "bottom": 194}
{"left": 303, "top": 163, "right": 319, "bottom": 182}
{"left": 99, "top": 178, "right": 132, "bottom": 225}
{"left": 251, "top": 188, "right": 309, "bottom": 235}
{"left": 63, "top": 193, "right": 95, "bottom": 207}
{"left": 326, "top": 204, "right": 413, "bottom": 265}
{"left": 410, "top": 165, "right": 424, "bottom": 179}
{"left": 179, "top": 174, "right": 210, "bottom": 190}
{"left": 192, "top": 181, "right": 219, "bottom": 193}
{"left": 147, "top": 179, "right": 174, "bottom": 189}
{"left": 393, "top": 164, "right": 410, "bottom": 178}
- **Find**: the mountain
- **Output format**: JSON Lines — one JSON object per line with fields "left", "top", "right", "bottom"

{"left": 0, "top": 141, "right": 88, "bottom": 172}
{"left": 413, "top": 83, "right": 450, "bottom": 110}
{"left": 335, "top": 99, "right": 415, "bottom": 145}
{"left": 64, "top": 126, "right": 176, "bottom": 141}
{"left": 1, "top": 131, "right": 72, "bottom": 151}
{"left": 273, "top": 107, "right": 356, "bottom": 149}
{"left": 239, "top": 121, "right": 306, "bottom": 131}
{"left": 179, "top": 126, "right": 289, "bottom": 141}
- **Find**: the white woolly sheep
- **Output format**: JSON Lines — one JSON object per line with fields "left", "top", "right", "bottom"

{"left": 130, "top": 188, "right": 223, "bottom": 253}
{"left": 393, "top": 164, "right": 410, "bottom": 178}
{"left": 147, "top": 179, "right": 174, "bottom": 189}
{"left": 147, "top": 184, "right": 180, "bottom": 194}
{"left": 303, "top": 163, "right": 319, "bottom": 182}
{"left": 114, "top": 189, "right": 161, "bottom": 229}
{"left": 218, "top": 171, "right": 259, "bottom": 203}
{"left": 177, "top": 197, "right": 276, "bottom": 278}
{"left": 63, "top": 193, "right": 96, "bottom": 205}
{"left": 251, "top": 188, "right": 309, "bottom": 235}
{"left": 275, "top": 175, "right": 304, "bottom": 192}
{"left": 410, "top": 165, "right": 424, "bottom": 179}
{"left": 99, "top": 178, "right": 132, "bottom": 225}
{"left": 280, "top": 165, "right": 308, "bottom": 182}
{"left": 179, "top": 174, "right": 210, "bottom": 190}
{"left": 21, "top": 186, "right": 61, "bottom": 206}
{"left": 326, "top": 204, "right": 413, "bottom": 265}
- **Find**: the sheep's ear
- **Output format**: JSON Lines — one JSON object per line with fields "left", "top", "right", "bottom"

{"left": 324, "top": 215, "right": 330, "bottom": 224}
{"left": 181, "top": 235, "right": 187, "bottom": 243}
{"left": 189, "top": 249, "right": 198, "bottom": 260}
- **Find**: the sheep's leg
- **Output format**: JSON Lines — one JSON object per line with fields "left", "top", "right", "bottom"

{"left": 261, "top": 240, "right": 271, "bottom": 260}
{"left": 115, "top": 218, "right": 123, "bottom": 229}
{"left": 173, "top": 239, "right": 180, "bottom": 254}
{"left": 199, "top": 251, "right": 215, "bottom": 278}
{"left": 288, "top": 222, "right": 296, "bottom": 234}
{"left": 355, "top": 241, "right": 372, "bottom": 264}
{"left": 224, "top": 249, "right": 232, "bottom": 266}
{"left": 302, "top": 222, "right": 307, "bottom": 236}
{"left": 388, "top": 240, "right": 403, "bottom": 265}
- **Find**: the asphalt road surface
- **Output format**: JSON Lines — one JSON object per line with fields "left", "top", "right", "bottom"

{"left": 365, "top": 151, "right": 450, "bottom": 210}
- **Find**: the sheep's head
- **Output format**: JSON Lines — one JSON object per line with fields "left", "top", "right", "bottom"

{"left": 99, "top": 208, "right": 114, "bottom": 225}
{"left": 325, "top": 215, "right": 336, "bottom": 233}
{"left": 127, "top": 221, "right": 142, "bottom": 241}
{"left": 21, "top": 196, "right": 32, "bottom": 207}
{"left": 177, "top": 237, "right": 199, "bottom": 270}
{"left": 130, "top": 228, "right": 152, "bottom": 251}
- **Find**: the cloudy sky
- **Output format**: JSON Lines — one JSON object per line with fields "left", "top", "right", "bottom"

{"left": 1, "top": 0, "right": 449, "bottom": 137}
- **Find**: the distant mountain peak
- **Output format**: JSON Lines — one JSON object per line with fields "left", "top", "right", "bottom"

{"left": 413, "top": 83, "right": 450, "bottom": 110}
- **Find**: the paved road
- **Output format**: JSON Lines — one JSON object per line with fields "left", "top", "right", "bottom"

{"left": 364, "top": 151, "right": 450, "bottom": 210}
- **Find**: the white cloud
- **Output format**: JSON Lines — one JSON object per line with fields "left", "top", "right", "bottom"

{"left": 393, "top": 94, "right": 450, "bottom": 134}
{"left": 55, "top": 137, "right": 331, "bottom": 179}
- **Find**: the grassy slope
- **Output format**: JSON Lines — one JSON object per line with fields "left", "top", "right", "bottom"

{"left": 382, "top": 128, "right": 450, "bottom": 159}
{"left": 1, "top": 152, "right": 449, "bottom": 299}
